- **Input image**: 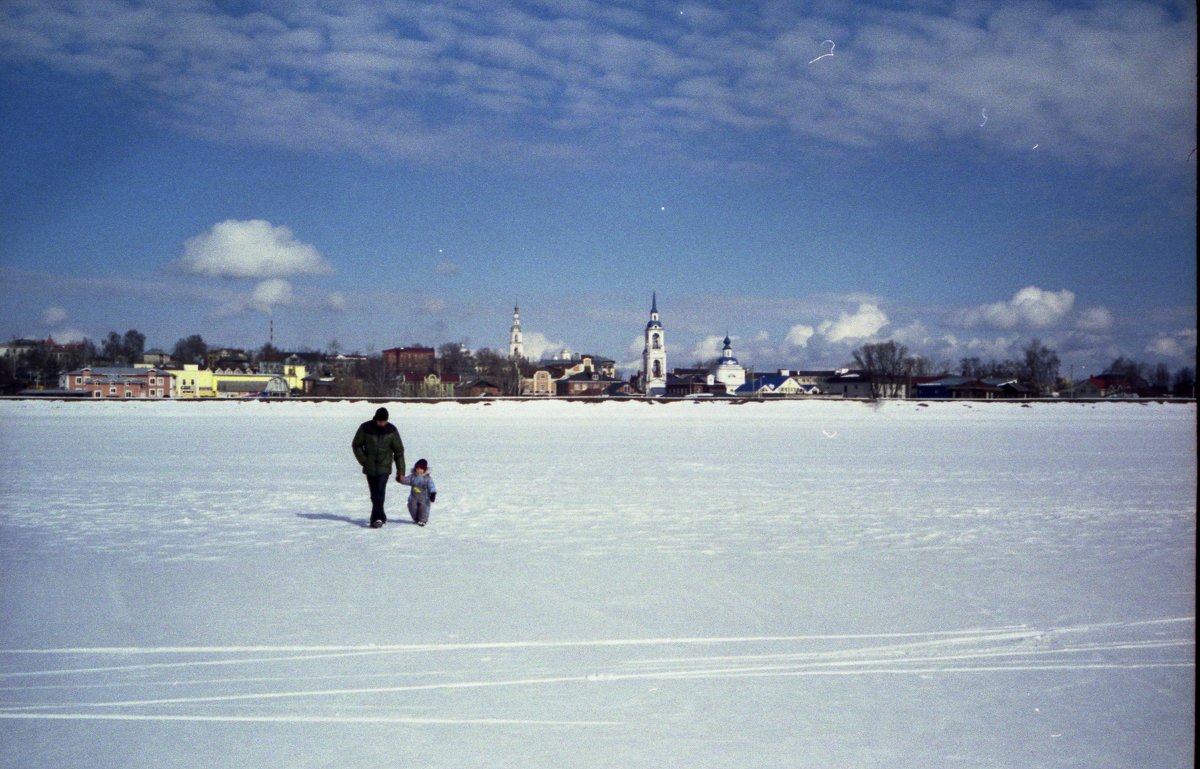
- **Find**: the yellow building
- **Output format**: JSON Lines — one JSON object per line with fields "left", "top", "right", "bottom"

{"left": 172, "top": 365, "right": 213, "bottom": 398}
{"left": 171, "top": 361, "right": 307, "bottom": 398}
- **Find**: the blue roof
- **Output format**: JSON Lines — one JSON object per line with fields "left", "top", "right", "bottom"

{"left": 919, "top": 376, "right": 972, "bottom": 388}
{"left": 735, "top": 374, "right": 796, "bottom": 394}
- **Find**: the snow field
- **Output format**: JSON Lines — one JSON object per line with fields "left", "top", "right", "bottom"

{"left": 0, "top": 398, "right": 1194, "bottom": 768}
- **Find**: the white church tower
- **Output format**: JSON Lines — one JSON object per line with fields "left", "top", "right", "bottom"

{"left": 642, "top": 292, "right": 667, "bottom": 396}
{"left": 509, "top": 303, "right": 524, "bottom": 359}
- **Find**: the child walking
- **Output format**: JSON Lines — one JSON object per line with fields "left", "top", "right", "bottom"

{"left": 398, "top": 458, "right": 437, "bottom": 527}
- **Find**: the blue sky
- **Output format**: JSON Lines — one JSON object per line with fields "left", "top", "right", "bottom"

{"left": 1, "top": 0, "right": 1195, "bottom": 376}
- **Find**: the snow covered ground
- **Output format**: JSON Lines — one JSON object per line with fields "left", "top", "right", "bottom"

{"left": 0, "top": 398, "right": 1194, "bottom": 768}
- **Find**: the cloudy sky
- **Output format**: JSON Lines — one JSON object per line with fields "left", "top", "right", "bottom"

{"left": 0, "top": 0, "right": 1195, "bottom": 376}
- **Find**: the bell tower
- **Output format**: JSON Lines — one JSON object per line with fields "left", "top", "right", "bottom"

{"left": 509, "top": 303, "right": 524, "bottom": 359}
{"left": 641, "top": 292, "right": 667, "bottom": 396}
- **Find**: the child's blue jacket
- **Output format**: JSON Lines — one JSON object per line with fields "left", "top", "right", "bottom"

{"left": 401, "top": 473, "right": 437, "bottom": 498}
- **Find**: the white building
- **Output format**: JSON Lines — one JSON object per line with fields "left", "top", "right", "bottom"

{"left": 710, "top": 336, "right": 746, "bottom": 394}
{"left": 641, "top": 293, "right": 667, "bottom": 396}
{"left": 509, "top": 304, "right": 524, "bottom": 359}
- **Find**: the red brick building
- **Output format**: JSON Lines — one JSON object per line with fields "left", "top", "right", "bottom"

{"left": 61, "top": 367, "right": 174, "bottom": 398}
{"left": 382, "top": 346, "right": 435, "bottom": 374}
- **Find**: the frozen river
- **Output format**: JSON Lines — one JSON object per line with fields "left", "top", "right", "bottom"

{"left": 0, "top": 398, "right": 1194, "bottom": 767}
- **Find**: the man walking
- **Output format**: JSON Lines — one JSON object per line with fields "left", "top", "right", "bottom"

{"left": 352, "top": 407, "right": 405, "bottom": 528}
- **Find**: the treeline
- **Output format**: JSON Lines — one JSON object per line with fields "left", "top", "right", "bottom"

{"left": 328, "top": 343, "right": 539, "bottom": 397}
{"left": 1, "top": 329, "right": 146, "bottom": 391}
{"left": 849, "top": 339, "right": 1195, "bottom": 397}
{"left": 847, "top": 338, "right": 1063, "bottom": 395}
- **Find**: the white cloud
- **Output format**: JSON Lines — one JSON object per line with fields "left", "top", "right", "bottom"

{"left": 1145, "top": 329, "right": 1197, "bottom": 361}
{"left": 2, "top": 1, "right": 1191, "bottom": 170}
{"left": 214, "top": 278, "right": 295, "bottom": 317}
{"left": 891, "top": 320, "right": 931, "bottom": 347}
{"left": 42, "top": 306, "right": 68, "bottom": 326}
{"left": 178, "top": 220, "right": 331, "bottom": 279}
{"left": 419, "top": 298, "right": 448, "bottom": 315}
{"left": 1075, "top": 306, "right": 1114, "bottom": 332}
{"left": 818, "top": 303, "right": 889, "bottom": 343}
{"left": 785, "top": 324, "right": 815, "bottom": 348}
{"left": 963, "top": 335, "right": 1023, "bottom": 361}
{"left": 50, "top": 327, "right": 87, "bottom": 344}
{"left": 251, "top": 279, "right": 295, "bottom": 313}
{"left": 522, "top": 331, "right": 569, "bottom": 361}
{"left": 326, "top": 292, "right": 348, "bottom": 312}
{"left": 620, "top": 334, "right": 648, "bottom": 373}
{"left": 954, "top": 287, "right": 1075, "bottom": 330}
{"left": 690, "top": 334, "right": 729, "bottom": 362}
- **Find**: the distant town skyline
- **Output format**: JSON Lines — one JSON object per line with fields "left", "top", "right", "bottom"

{"left": 1, "top": 1, "right": 1195, "bottom": 377}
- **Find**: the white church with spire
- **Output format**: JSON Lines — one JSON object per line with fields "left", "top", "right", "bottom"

{"left": 509, "top": 303, "right": 524, "bottom": 359}
{"left": 641, "top": 292, "right": 667, "bottom": 396}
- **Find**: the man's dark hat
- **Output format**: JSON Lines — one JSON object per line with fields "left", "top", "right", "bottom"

{"left": 374, "top": 407, "right": 389, "bottom": 421}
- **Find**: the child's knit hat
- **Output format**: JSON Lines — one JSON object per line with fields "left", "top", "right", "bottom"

{"left": 414, "top": 458, "right": 429, "bottom": 471}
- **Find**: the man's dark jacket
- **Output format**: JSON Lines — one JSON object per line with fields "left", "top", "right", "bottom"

{"left": 352, "top": 420, "right": 405, "bottom": 476}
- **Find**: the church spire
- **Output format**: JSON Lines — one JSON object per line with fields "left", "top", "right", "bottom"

{"left": 509, "top": 302, "right": 524, "bottom": 359}
{"left": 642, "top": 292, "right": 666, "bottom": 396}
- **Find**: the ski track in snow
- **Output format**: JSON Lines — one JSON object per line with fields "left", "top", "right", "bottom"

{"left": 1, "top": 619, "right": 1192, "bottom": 724}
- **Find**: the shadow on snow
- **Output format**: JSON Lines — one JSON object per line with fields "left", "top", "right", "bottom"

{"left": 295, "top": 513, "right": 420, "bottom": 528}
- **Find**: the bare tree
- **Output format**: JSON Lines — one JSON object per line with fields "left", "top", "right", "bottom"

{"left": 172, "top": 335, "right": 208, "bottom": 365}
{"left": 15, "top": 345, "right": 61, "bottom": 388}
{"left": 472, "top": 347, "right": 524, "bottom": 395}
{"left": 123, "top": 329, "right": 146, "bottom": 363}
{"left": 852, "top": 340, "right": 909, "bottom": 398}
{"left": 257, "top": 342, "right": 282, "bottom": 364}
{"left": 350, "top": 354, "right": 394, "bottom": 396}
{"left": 903, "top": 355, "right": 942, "bottom": 378}
{"left": 1020, "top": 339, "right": 1060, "bottom": 394}
{"left": 1105, "top": 357, "right": 1148, "bottom": 394}
{"left": 100, "top": 329, "right": 145, "bottom": 365}
{"left": 472, "top": 347, "right": 507, "bottom": 378}
{"left": 438, "top": 342, "right": 473, "bottom": 377}
{"left": 1171, "top": 367, "right": 1195, "bottom": 398}
{"left": 101, "top": 332, "right": 124, "bottom": 363}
